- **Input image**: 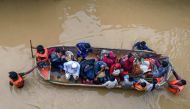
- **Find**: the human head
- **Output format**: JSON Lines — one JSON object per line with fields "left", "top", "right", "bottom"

{"left": 108, "top": 51, "right": 116, "bottom": 59}
{"left": 180, "top": 79, "right": 187, "bottom": 85}
{"left": 153, "top": 78, "right": 158, "bottom": 84}
{"left": 113, "top": 63, "right": 120, "bottom": 70}
{"left": 100, "top": 64, "right": 106, "bottom": 71}
{"left": 37, "top": 45, "right": 45, "bottom": 54}
{"left": 61, "top": 49, "right": 66, "bottom": 55}
{"left": 110, "top": 76, "right": 115, "bottom": 82}
{"left": 9, "top": 71, "right": 18, "bottom": 80}
{"left": 141, "top": 82, "right": 147, "bottom": 87}
{"left": 129, "top": 77, "right": 134, "bottom": 82}
{"left": 51, "top": 53, "right": 59, "bottom": 62}
{"left": 141, "top": 41, "right": 146, "bottom": 46}
{"left": 55, "top": 47, "right": 62, "bottom": 53}
{"left": 128, "top": 53, "right": 133, "bottom": 59}
{"left": 162, "top": 61, "right": 168, "bottom": 67}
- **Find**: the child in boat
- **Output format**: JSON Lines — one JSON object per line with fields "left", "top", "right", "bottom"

{"left": 168, "top": 69, "right": 186, "bottom": 95}
{"left": 76, "top": 42, "right": 93, "bottom": 60}
{"left": 132, "top": 41, "right": 154, "bottom": 52}
{"left": 65, "top": 50, "right": 75, "bottom": 61}
{"left": 102, "top": 51, "right": 117, "bottom": 67}
{"left": 94, "top": 61, "right": 109, "bottom": 84}
{"left": 102, "top": 76, "right": 118, "bottom": 89}
{"left": 80, "top": 59, "right": 96, "bottom": 84}
{"left": 109, "top": 63, "right": 128, "bottom": 81}
{"left": 120, "top": 53, "right": 135, "bottom": 73}
{"left": 63, "top": 61, "right": 80, "bottom": 80}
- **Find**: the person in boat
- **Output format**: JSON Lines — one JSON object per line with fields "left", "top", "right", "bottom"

{"left": 132, "top": 41, "right": 154, "bottom": 52}
{"left": 120, "top": 53, "right": 135, "bottom": 73}
{"left": 63, "top": 61, "right": 80, "bottom": 80}
{"left": 102, "top": 51, "right": 117, "bottom": 67}
{"left": 35, "top": 45, "right": 50, "bottom": 68}
{"left": 94, "top": 61, "right": 109, "bottom": 84}
{"left": 109, "top": 63, "right": 128, "bottom": 81}
{"left": 50, "top": 48, "right": 64, "bottom": 69}
{"left": 99, "top": 49, "right": 110, "bottom": 60}
{"left": 76, "top": 42, "right": 93, "bottom": 60}
{"left": 102, "top": 76, "right": 118, "bottom": 89}
{"left": 65, "top": 50, "right": 75, "bottom": 61}
{"left": 132, "top": 78, "right": 158, "bottom": 92}
{"left": 168, "top": 69, "right": 187, "bottom": 95}
{"left": 109, "top": 63, "right": 122, "bottom": 78}
{"left": 51, "top": 48, "right": 68, "bottom": 69}
{"left": 122, "top": 75, "right": 135, "bottom": 89}
{"left": 80, "top": 59, "right": 96, "bottom": 84}
{"left": 151, "top": 61, "right": 169, "bottom": 78}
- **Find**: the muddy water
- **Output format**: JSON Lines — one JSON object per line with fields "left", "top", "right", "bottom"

{"left": 0, "top": 0, "right": 190, "bottom": 109}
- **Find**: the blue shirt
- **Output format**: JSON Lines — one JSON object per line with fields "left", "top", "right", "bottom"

{"left": 134, "top": 42, "right": 153, "bottom": 51}
{"left": 94, "top": 61, "right": 107, "bottom": 75}
{"left": 152, "top": 65, "right": 169, "bottom": 78}
{"left": 63, "top": 61, "right": 80, "bottom": 76}
{"left": 76, "top": 42, "right": 92, "bottom": 58}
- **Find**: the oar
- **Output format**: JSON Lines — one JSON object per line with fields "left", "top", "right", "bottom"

{"left": 30, "top": 40, "right": 34, "bottom": 58}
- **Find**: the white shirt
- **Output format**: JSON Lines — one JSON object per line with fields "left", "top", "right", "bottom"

{"left": 64, "top": 61, "right": 80, "bottom": 76}
{"left": 102, "top": 79, "right": 118, "bottom": 89}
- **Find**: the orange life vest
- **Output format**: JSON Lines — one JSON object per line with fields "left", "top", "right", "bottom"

{"left": 133, "top": 82, "right": 145, "bottom": 91}
{"left": 36, "top": 48, "right": 48, "bottom": 62}
{"left": 168, "top": 80, "right": 184, "bottom": 95}
{"left": 10, "top": 74, "right": 24, "bottom": 88}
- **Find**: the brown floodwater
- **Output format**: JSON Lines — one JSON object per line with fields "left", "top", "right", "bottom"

{"left": 0, "top": 0, "right": 190, "bottom": 109}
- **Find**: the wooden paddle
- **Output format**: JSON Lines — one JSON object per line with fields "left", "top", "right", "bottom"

{"left": 30, "top": 40, "right": 34, "bottom": 58}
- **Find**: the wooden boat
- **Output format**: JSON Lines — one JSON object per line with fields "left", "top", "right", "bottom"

{"left": 36, "top": 45, "right": 172, "bottom": 89}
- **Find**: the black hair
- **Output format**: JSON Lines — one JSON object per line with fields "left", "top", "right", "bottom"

{"left": 9, "top": 71, "right": 18, "bottom": 80}
{"left": 141, "top": 82, "right": 147, "bottom": 87}
{"left": 153, "top": 79, "right": 158, "bottom": 84}
{"left": 181, "top": 79, "right": 187, "bottom": 85}
{"left": 55, "top": 47, "right": 62, "bottom": 53}
{"left": 84, "top": 43, "right": 91, "bottom": 48}
{"left": 129, "top": 77, "right": 134, "bottom": 82}
{"left": 37, "top": 45, "right": 44, "bottom": 54}
{"left": 61, "top": 49, "right": 66, "bottom": 55}
{"left": 128, "top": 53, "right": 133, "bottom": 58}
{"left": 110, "top": 76, "right": 115, "bottom": 82}
{"left": 141, "top": 41, "right": 146, "bottom": 46}
{"left": 162, "top": 61, "right": 168, "bottom": 67}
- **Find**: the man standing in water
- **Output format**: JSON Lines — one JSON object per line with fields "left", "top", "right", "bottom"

{"left": 9, "top": 66, "right": 36, "bottom": 88}
{"left": 168, "top": 69, "right": 187, "bottom": 95}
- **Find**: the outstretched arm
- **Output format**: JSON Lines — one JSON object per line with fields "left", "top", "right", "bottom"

{"left": 172, "top": 69, "right": 182, "bottom": 80}
{"left": 20, "top": 66, "right": 37, "bottom": 76}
